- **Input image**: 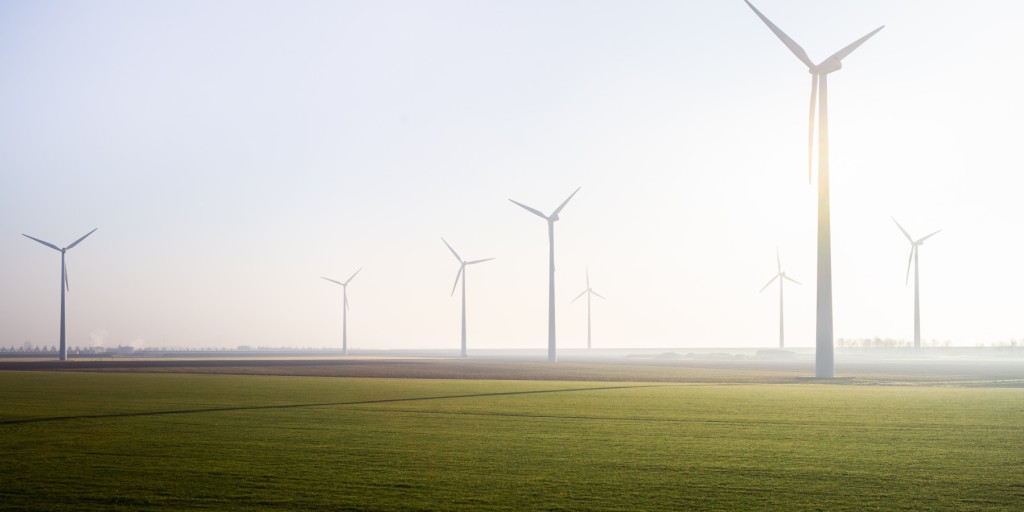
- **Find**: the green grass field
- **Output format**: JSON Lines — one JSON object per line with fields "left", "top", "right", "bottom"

{"left": 2, "top": 370, "right": 1023, "bottom": 510}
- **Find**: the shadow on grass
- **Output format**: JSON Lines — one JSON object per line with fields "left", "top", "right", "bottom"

{"left": 0, "top": 384, "right": 664, "bottom": 426}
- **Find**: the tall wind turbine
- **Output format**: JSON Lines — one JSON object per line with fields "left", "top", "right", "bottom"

{"left": 571, "top": 268, "right": 606, "bottom": 350}
{"left": 892, "top": 218, "right": 940, "bottom": 350}
{"left": 744, "top": 0, "right": 884, "bottom": 378}
{"left": 23, "top": 228, "right": 98, "bottom": 361}
{"left": 510, "top": 186, "right": 581, "bottom": 362}
{"left": 321, "top": 268, "right": 361, "bottom": 356}
{"left": 759, "top": 249, "right": 800, "bottom": 349}
{"left": 442, "top": 238, "right": 494, "bottom": 358}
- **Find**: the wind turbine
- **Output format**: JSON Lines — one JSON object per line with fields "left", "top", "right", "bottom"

{"left": 321, "top": 268, "right": 361, "bottom": 356}
{"left": 759, "top": 248, "right": 800, "bottom": 349}
{"left": 510, "top": 186, "right": 581, "bottom": 363}
{"left": 743, "top": 0, "right": 884, "bottom": 378}
{"left": 442, "top": 238, "right": 494, "bottom": 358}
{"left": 23, "top": 228, "right": 98, "bottom": 361}
{"left": 571, "top": 268, "right": 606, "bottom": 350}
{"left": 892, "top": 218, "right": 940, "bottom": 350}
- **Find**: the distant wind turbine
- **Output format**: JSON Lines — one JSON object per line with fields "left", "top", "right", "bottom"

{"left": 744, "top": 0, "right": 884, "bottom": 378}
{"left": 23, "top": 228, "right": 98, "bottom": 361}
{"left": 760, "top": 249, "right": 800, "bottom": 349}
{"left": 892, "top": 218, "right": 940, "bottom": 350}
{"left": 321, "top": 268, "right": 361, "bottom": 356}
{"left": 571, "top": 268, "right": 606, "bottom": 350}
{"left": 510, "top": 186, "right": 581, "bottom": 363}
{"left": 442, "top": 238, "right": 494, "bottom": 358}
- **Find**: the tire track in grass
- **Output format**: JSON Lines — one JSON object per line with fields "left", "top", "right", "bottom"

{"left": 0, "top": 384, "right": 667, "bottom": 426}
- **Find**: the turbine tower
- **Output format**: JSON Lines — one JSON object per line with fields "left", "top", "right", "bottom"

{"left": 571, "top": 268, "right": 606, "bottom": 350}
{"left": 510, "top": 186, "right": 581, "bottom": 363}
{"left": 759, "top": 248, "right": 800, "bottom": 349}
{"left": 321, "top": 268, "right": 361, "bottom": 356}
{"left": 442, "top": 238, "right": 494, "bottom": 358}
{"left": 892, "top": 218, "right": 940, "bottom": 350}
{"left": 744, "top": 0, "right": 884, "bottom": 378}
{"left": 23, "top": 228, "right": 98, "bottom": 361}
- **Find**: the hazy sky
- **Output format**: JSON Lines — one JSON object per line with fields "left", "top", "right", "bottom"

{"left": 2, "top": 0, "right": 1023, "bottom": 350}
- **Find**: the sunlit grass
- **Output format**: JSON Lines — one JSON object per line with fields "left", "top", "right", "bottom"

{"left": 1, "top": 371, "right": 1022, "bottom": 510}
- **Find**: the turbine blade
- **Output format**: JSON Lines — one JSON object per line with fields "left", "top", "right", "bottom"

{"left": 891, "top": 217, "right": 913, "bottom": 242}
{"left": 905, "top": 246, "right": 914, "bottom": 285}
{"left": 808, "top": 74, "right": 818, "bottom": 184}
{"left": 63, "top": 260, "right": 69, "bottom": 292}
{"left": 551, "top": 186, "right": 581, "bottom": 217}
{"left": 22, "top": 234, "right": 61, "bottom": 251}
{"left": 344, "top": 294, "right": 350, "bottom": 311}
{"left": 827, "top": 26, "right": 885, "bottom": 63}
{"left": 570, "top": 289, "right": 587, "bottom": 303}
{"left": 776, "top": 247, "right": 781, "bottom": 274}
{"left": 743, "top": 0, "right": 815, "bottom": 68}
{"left": 586, "top": 268, "right": 590, "bottom": 289}
{"left": 344, "top": 268, "right": 361, "bottom": 285}
{"left": 451, "top": 265, "right": 464, "bottom": 296}
{"left": 321, "top": 276, "right": 344, "bottom": 286}
{"left": 760, "top": 274, "right": 780, "bottom": 293}
{"left": 783, "top": 275, "right": 801, "bottom": 285}
{"left": 916, "top": 230, "right": 942, "bottom": 244}
{"left": 441, "top": 237, "right": 461, "bottom": 262}
{"left": 591, "top": 290, "right": 607, "bottom": 300}
{"left": 509, "top": 199, "right": 548, "bottom": 219}
{"left": 66, "top": 228, "right": 98, "bottom": 250}
{"left": 466, "top": 258, "right": 494, "bottom": 265}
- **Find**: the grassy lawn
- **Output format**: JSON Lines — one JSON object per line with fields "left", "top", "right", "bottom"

{"left": 1, "top": 371, "right": 1022, "bottom": 510}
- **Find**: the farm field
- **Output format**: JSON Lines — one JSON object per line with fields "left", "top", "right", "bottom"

{"left": 6, "top": 354, "right": 1024, "bottom": 384}
{"left": 2, "top": 368, "right": 1023, "bottom": 511}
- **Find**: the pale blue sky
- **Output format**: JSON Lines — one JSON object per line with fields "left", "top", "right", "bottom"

{"left": 2, "top": 1, "right": 1023, "bottom": 349}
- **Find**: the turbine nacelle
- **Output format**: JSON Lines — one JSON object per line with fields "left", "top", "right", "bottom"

{"left": 892, "top": 217, "right": 940, "bottom": 284}
{"left": 441, "top": 238, "right": 493, "bottom": 296}
{"left": 761, "top": 249, "right": 800, "bottom": 292}
{"left": 811, "top": 58, "right": 842, "bottom": 75}
{"left": 509, "top": 187, "right": 580, "bottom": 225}
{"left": 571, "top": 271, "right": 606, "bottom": 304}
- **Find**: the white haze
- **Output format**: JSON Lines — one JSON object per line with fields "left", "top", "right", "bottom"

{"left": 1, "top": 1, "right": 1023, "bottom": 350}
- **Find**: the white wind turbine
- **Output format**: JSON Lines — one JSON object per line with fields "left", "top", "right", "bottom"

{"left": 510, "top": 186, "right": 581, "bottom": 363}
{"left": 571, "top": 269, "right": 606, "bottom": 350}
{"left": 321, "top": 268, "right": 361, "bottom": 356}
{"left": 744, "top": 0, "right": 884, "bottom": 378}
{"left": 23, "top": 228, "right": 98, "bottom": 361}
{"left": 759, "top": 249, "right": 800, "bottom": 349}
{"left": 892, "top": 218, "right": 940, "bottom": 350}
{"left": 442, "top": 238, "right": 494, "bottom": 358}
